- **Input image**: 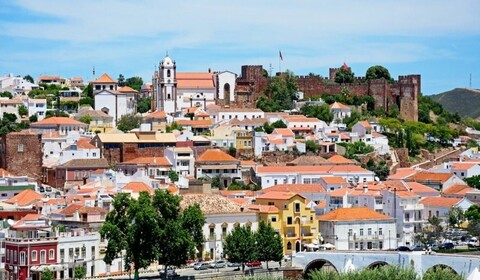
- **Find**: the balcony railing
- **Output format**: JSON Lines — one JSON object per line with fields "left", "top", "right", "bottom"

{"left": 208, "top": 234, "right": 216, "bottom": 241}
{"left": 5, "top": 237, "right": 58, "bottom": 243}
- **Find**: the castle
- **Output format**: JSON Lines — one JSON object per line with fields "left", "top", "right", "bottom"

{"left": 233, "top": 66, "right": 420, "bottom": 122}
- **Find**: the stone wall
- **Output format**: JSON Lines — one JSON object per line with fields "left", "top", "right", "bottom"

{"left": 1, "top": 132, "right": 43, "bottom": 181}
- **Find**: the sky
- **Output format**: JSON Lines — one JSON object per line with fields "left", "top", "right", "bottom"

{"left": 0, "top": 0, "right": 479, "bottom": 95}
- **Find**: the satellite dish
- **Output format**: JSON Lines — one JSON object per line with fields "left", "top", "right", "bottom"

{"left": 374, "top": 176, "right": 380, "bottom": 182}
{"left": 7, "top": 219, "right": 14, "bottom": 226}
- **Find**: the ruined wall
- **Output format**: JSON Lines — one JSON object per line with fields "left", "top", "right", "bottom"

{"left": 2, "top": 132, "right": 43, "bottom": 180}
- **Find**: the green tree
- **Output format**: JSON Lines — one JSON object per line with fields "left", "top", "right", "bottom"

{"left": 45, "top": 110, "right": 69, "bottom": 118}
{"left": 339, "top": 141, "right": 374, "bottom": 159}
{"left": 73, "top": 265, "right": 86, "bottom": 279}
{"left": 466, "top": 205, "right": 480, "bottom": 239}
{"left": 153, "top": 189, "right": 205, "bottom": 276}
{"left": 343, "top": 110, "right": 362, "bottom": 129}
{"left": 137, "top": 97, "right": 152, "bottom": 113}
{"left": 300, "top": 104, "right": 333, "bottom": 123}
{"left": 126, "top": 76, "right": 144, "bottom": 91}
{"left": 263, "top": 122, "right": 274, "bottom": 134}
{"left": 79, "top": 115, "right": 92, "bottom": 124}
{"left": 41, "top": 268, "right": 54, "bottom": 280}
{"left": 18, "top": 105, "right": 28, "bottom": 117}
{"left": 423, "top": 267, "right": 463, "bottom": 280}
{"left": 364, "top": 159, "right": 389, "bottom": 181}
{"left": 117, "top": 114, "right": 142, "bottom": 132}
{"left": 465, "top": 175, "right": 480, "bottom": 189}
{"left": 365, "top": 65, "right": 393, "bottom": 82}
{"left": 82, "top": 84, "right": 93, "bottom": 99}
{"left": 3, "top": 112, "right": 17, "bottom": 123}
{"left": 210, "top": 175, "right": 223, "bottom": 189}
{"left": 0, "top": 91, "right": 13, "bottom": 99}
{"left": 334, "top": 65, "right": 355, "bottom": 83}
{"left": 29, "top": 115, "right": 38, "bottom": 123}
{"left": 306, "top": 140, "right": 320, "bottom": 153}
{"left": 118, "top": 74, "right": 126, "bottom": 86}
{"left": 256, "top": 70, "right": 298, "bottom": 112}
{"left": 223, "top": 225, "right": 257, "bottom": 272}
{"left": 166, "top": 121, "right": 183, "bottom": 132}
{"left": 168, "top": 170, "right": 179, "bottom": 182}
{"left": 228, "top": 146, "right": 237, "bottom": 157}
{"left": 255, "top": 221, "right": 283, "bottom": 269}
{"left": 23, "top": 74, "right": 34, "bottom": 83}
{"left": 79, "top": 97, "right": 94, "bottom": 108}
{"left": 448, "top": 206, "right": 465, "bottom": 228}
{"left": 271, "top": 120, "right": 287, "bottom": 129}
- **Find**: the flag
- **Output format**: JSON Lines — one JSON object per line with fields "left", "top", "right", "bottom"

{"left": 343, "top": 62, "right": 349, "bottom": 71}
{"left": 279, "top": 50, "right": 283, "bottom": 61}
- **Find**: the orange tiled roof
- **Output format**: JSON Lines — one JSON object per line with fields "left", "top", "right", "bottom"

{"left": 241, "top": 160, "right": 256, "bottom": 166}
{"left": 262, "top": 184, "right": 326, "bottom": 194}
{"left": 146, "top": 111, "right": 167, "bottom": 119}
{"left": 38, "top": 75, "right": 60, "bottom": 81}
{"left": 407, "top": 172, "right": 454, "bottom": 183}
{"left": 404, "top": 182, "right": 439, "bottom": 194}
{"left": 247, "top": 204, "right": 279, "bottom": 213}
{"left": 451, "top": 163, "right": 478, "bottom": 171}
{"left": 273, "top": 128, "right": 294, "bottom": 137}
{"left": 117, "top": 86, "right": 139, "bottom": 93}
{"left": 176, "top": 119, "right": 213, "bottom": 128}
{"left": 443, "top": 184, "right": 474, "bottom": 195}
{"left": 357, "top": 121, "right": 372, "bottom": 129}
{"left": 256, "top": 191, "right": 304, "bottom": 200}
{"left": 196, "top": 149, "right": 239, "bottom": 163}
{"left": 219, "top": 190, "right": 255, "bottom": 197}
{"left": 5, "top": 189, "right": 43, "bottom": 207}
{"left": 176, "top": 72, "right": 214, "bottom": 89}
{"left": 0, "top": 168, "right": 14, "bottom": 177}
{"left": 327, "top": 154, "right": 354, "bottom": 164}
{"left": 122, "top": 156, "right": 172, "bottom": 166}
{"left": 93, "top": 73, "right": 116, "bottom": 84}
{"left": 32, "top": 117, "right": 85, "bottom": 126}
{"left": 317, "top": 207, "right": 393, "bottom": 221}
{"left": 329, "top": 102, "right": 351, "bottom": 110}
{"left": 420, "top": 197, "right": 461, "bottom": 208}
{"left": 329, "top": 187, "right": 353, "bottom": 197}
{"left": 388, "top": 168, "right": 419, "bottom": 180}
{"left": 395, "top": 190, "right": 420, "bottom": 198}
{"left": 122, "top": 182, "right": 154, "bottom": 194}
{"left": 256, "top": 165, "right": 370, "bottom": 174}
{"left": 321, "top": 176, "right": 348, "bottom": 184}
{"left": 76, "top": 138, "right": 96, "bottom": 149}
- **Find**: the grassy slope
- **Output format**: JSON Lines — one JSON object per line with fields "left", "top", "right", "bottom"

{"left": 430, "top": 88, "right": 480, "bottom": 118}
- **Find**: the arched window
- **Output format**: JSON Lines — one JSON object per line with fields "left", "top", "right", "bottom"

{"left": 167, "top": 69, "right": 171, "bottom": 78}
{"left": 287, "top": 242, "right": 292, "bottom": 250}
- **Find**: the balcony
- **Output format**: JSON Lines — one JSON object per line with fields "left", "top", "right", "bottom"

{"left": 5, "top": 237, "right": 58, "bottom": 244}
{"left": 348, "top": 234, "right": 381, "bottom": 242}
{"left": 284, "top": 233, "right": 297, "bottom": 239}
{"left": 402, "top": 204, "right": 424, "bottom": 211}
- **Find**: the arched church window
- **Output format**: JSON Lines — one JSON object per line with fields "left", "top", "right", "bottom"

{"left": 167, "top": 94, "right": 171, "bottom": 99}
{"left": 167, "top": 69, "right": 171, "bottom": 78}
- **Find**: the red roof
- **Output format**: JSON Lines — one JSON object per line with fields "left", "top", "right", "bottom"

{"left": 261, "top": 184, "right": 326, "bottom": 194}
{"left": 5, "top": 189, "right": 43, "bottom": 207}
{"left": 420, "top": 197, "right": 461, "bottom": 208}
{"left": 32, "top": 117, "right": 85, "bottom": 126}
{"left": 327, "top": 155, "right": 354, "bottom": 164}
{"left": 256, "top": 191, "right": 305, "bottom": 200}
{"left": 176, "top": 73, "right": 214, "bottom": 89}
{"left": 317, "top": 207, "right": 393, "bottom": 221}
{"left": 118, "top": 86, "right": 139, "bottom": 93}
{"left": 196, "top": 149, "right": 239, "bottom": 163}
{"left": 122, "top": 182, "right": 154, "bottom": 194}
{"left": 93, "top": 73, "right": 116, "bottom": 84}
{"left": 329, "top": 102, "right": 350, "bottom": 110}
{"left": 122, "top": 156, "right": 171, "bottom": 166}
{"left": 146, "top": 111, "right": 167, "bottom": 119}
{"left": 76, "top": 138, "right": 96, "bottom": 149}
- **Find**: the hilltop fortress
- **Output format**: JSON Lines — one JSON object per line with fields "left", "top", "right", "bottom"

{"left": 234, "top": 66, "right": 420, "bottom": 122}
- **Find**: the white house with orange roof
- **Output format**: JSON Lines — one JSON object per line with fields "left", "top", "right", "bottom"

{"left": 254, "top": 165, "right": 375, "bottom": 189}
{"left": 93, "top": 73, "right": 138, "bottom": 125}
{"left": 121, "top": 181, "right": 154, "bottom": 199}
{"left": 282, "top": 115, "right": 328, "bottom": 136}
{"left": 30, "top": 117, "right": 87, "bottom": 135}
{"left": 441, "top": 162, "right": 480, "bottom": 179}
{"left": 212, "top": 108, "right": 265, "bottom": 123}
{"left": 317, "top": 207, "right": 397, "bottom": 251}
{"left": 0, "top": 73, "right": 39, "bottom": 95}
{"left": 57, "top": 137, "right": 101, "bottom": 164}
{"left": 420, "top": 196, "right": 474, "bottom": 221}
{"left": 319, "top": 176, "right": 349, "bottom": 191}
{"left": 405, "top": 171, "right": 466, "bottom": 191}
{"left": 442, "top": 184, "right": 475, "bottom": 199}
{"left": 116, "top": 156, "right": 173, "bottom": 182}
{"left": 164, "top": 147, "right": 195, "bottom": 177}
{"left": 18, "top": 97, "right": 47, "bottom": 120}
{"left": 329, "top": 102, "right": 351, "bottom": 127}
{"left": 352, "top": 121, "right": 373, "bottom": 144}
{"left": 195, "top": 149, "right": 241, "bottom": 186}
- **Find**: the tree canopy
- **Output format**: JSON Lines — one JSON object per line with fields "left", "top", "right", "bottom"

{"left": 301, "top": 104, "right": 333, "bottom": 123}
{"left": 137, "top": 97, "right": 151, "bottom": 113}
{"left": 126, "top": 76, "right": 144, "bottom": 91}
{"left": 256, "top": 70, "right": 298, "bottom": 112}
{"left": 334, "top": 65, "right": 355, "bottom": 83}
{"left": 366, "top": 65, "right": 392, "bottom": 82}
{"left": 254, "top": 221, "right": 283, "bottom": 269}
{"left": 223, "top": 225, "right": 257, "bottom": 271}
{"left": 117, "top": 114, "right": 142, "bottom": 132}
{"left": 23, "top": 74, "right": 34, "bottom": 83}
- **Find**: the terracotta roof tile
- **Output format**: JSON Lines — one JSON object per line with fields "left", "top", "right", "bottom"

{"left": 247, "top": 204, "right": 279, "bottom": 213}
{"left": 93, "top": 73, "right": 116, "bottom": 84}
{"left": 321, "top": 176, "right": 348, "bottom": 184}
{"left": 76, "top": 138, "right": 97, "bottom": 149}
{"left": 327, "top": 155, "right": 355, "bottom": 164}
{"left": 58, "top": 158, "right": 109, "bottom": 168}
{"left": 176, "top": 72, "right": 214, "bottom": 89}
{"left": 420, "top": 197, "right": 461, "bottom": 207}
{"left": 5, "top": 189, "right": 43, "bottom": 207}
{"left": 180, "top": 193, "right": 247, "bottom": 214}
{"left": 117, "top": 86, "right": 139, "bottom": 93}
{"left": 176, "top": 119, "right": 213, "bottom": 128}
{"left": 145, "top": 111, "right": 167, "bottom": 119}
{"left": 122, "top": 182, "right": 154, "bottom": 194}
{"left": 388, "top": 168, "right": 419, "bottom": 180}
{"left": 407, "top": 172, "right": 454, "bottom": 183}
{"left": 357, "top": 121, "right": 372, "bottom": 129}
{"left": 256, "top": 191, "right": 304, "bottom": 200}
{"left": 0, "top": 168, "right": 14, "bottom": 177}
{"left": 404, "top": 182, "right": 439, "bottom": 194}
{"left": 273, "top": 128, "right": 294, "bottom": 137}
{"left": 317, "top": 207, "right": 393, "bottom": 221}
{"left": 451, "top": 163, "right": 478, "bottom": 171}
{"left": 443, "top": 184, "right": 474, "bottom": 195}
{"left": 329, "top": 102, "right": 351, "bottom": 110}
{"left": 32, "top": 117, "right": 85, "bottom": 126}
{"left": 122, "top": 156, "right": 172, "bottom": 166}
{"left": 196, "top": 149, "right": 239, "bottom": 163}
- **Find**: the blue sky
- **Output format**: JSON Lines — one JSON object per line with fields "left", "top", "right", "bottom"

{"left": 0, "top": 0, "right": 479, "bottom": 95}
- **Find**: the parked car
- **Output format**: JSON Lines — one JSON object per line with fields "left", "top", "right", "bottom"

{"left": 193, "top": 262, "right": 210, "bottom": 270}
{"left": 159, "top": 266, "right": 178, "bottom": 278}
{"left": 210, "top": 260, "right": 226, "bottom": 268}
{"left": 188, "top": 262, "right": 199, "bottom": 268}
{"left": 227, "top": 262, "right": 241, "bottom": 267}
{"left": 439, "top": 242, "right": 455, "bottom": 250}
{"left": 468, "top": 238, "right": 479, "bottom": 248}
{"left": 246, "top": 261, "right": 262, "bottom": 267}
{"left": 395, "top": 246, "right": 412, "bottom": 252}
{"left": 410, "top": 245, "right": 425, "bottom": 251}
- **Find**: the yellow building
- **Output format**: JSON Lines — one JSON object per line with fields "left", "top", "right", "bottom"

{"left": 249, "top": 191, "right": 317, "bottom": 255}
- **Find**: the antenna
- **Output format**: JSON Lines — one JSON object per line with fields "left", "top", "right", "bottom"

{"left": 269, "top": 63, "right": 273, "bottom": 77}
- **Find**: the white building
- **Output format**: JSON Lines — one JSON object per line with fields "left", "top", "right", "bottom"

{"left": 0, "top": 98, "right": 22, "bottom": 120}
{"left": 317, "top": 207, "right": 397, "bottom": 251}
{"left": 420, "top": 196, "right": 475, "bottom": 220}
{"left": 180, "top": 194, "right": 258, "bottom": 261}
{"left": 93, "top": 73, "right": 138, "bottom": 125}
{"left": 215, "top": 71, "right": 237, "bottom": 107}
{"left": 24, "top": 98, "right": 47, "bottom": 120}
{"left": 163, "top": 147, "right": 195, "bottom": 177}
{"left": 0, "top": 74, "right": 39, "bottom": 95}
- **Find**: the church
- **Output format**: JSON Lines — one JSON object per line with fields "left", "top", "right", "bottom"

{"left": 152, "top": 55, "right": 236, "bottom": 115}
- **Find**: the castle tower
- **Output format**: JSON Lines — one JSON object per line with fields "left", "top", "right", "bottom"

{"left": 154, "top": 55, "right": 177, "bottom": 113}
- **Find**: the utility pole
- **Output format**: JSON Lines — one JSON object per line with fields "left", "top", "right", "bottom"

{"left": 269, "top": 63, "right": 273, "bottom": 77}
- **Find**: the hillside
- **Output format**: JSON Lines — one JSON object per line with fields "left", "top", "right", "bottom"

{"left": 430, "top": 88, "right": 480, "bottom": 118}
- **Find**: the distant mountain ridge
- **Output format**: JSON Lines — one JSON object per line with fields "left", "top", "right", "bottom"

{"left": 429, "top": 88, "right": 480, "bottom": 118}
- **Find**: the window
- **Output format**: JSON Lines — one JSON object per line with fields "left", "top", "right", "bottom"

{"left": 283, "top": 178, "right": 287, "bottom": 184}
{"left": 18, "top": 144, "right": 24, "bottom": 152}
{"left": 40, "top": 250, "right": 46, "bottom": 264}
{"left": 295, "top": 203, "right": 300, "bottom": 213}
{"left": 360, "top": 228, "right": 364, "bottom": 236}
{"left": 274, "top": 179, "right": 278, "bottom": 185}
{"left": 287, "top": 216, "right": 293, "bottom": 225}
{"left": 32, "top": 250, "right": 37, "bottom": 261}
{"left": 368, "top": 228, "right": 372, "bottom": 236}
{"left": 379, "top": 228, "right": 383, "bottom": 236}
{"left": 60, "top": 249, "right": 65, "bottom": 259}
{"left": 287, "top": 242, "right": 292, "bottom": 250}
{"left": 14, "top": 250, "right": 17, "bottom": 262}
{"left": 20, "top": 252, "right": 25, "bottom": 265}
{"left": 292, "top": 178, "right": 296, "bottom": 184}
{"left": 271, "top": 216, "right": 277, "bottom": 222}
{"left": 49, "top": 249, "right": 54, "bottom": 260}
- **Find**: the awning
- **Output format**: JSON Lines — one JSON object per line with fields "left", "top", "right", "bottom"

{"left": 201, "top": 164, "right": 238, "bottom": 170}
